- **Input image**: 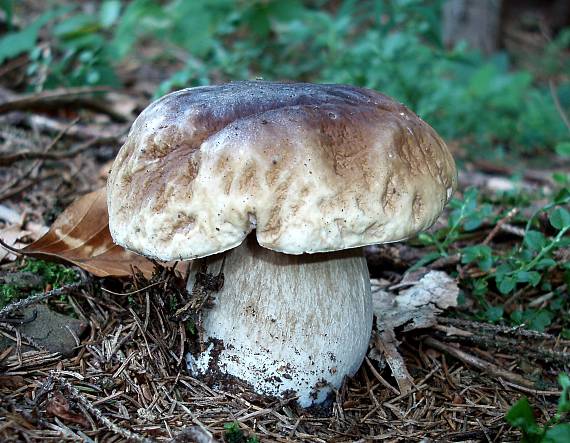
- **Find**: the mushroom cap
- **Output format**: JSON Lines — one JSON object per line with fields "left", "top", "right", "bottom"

{"left": 107, "top": 81, "right": 457, "bottom": 260}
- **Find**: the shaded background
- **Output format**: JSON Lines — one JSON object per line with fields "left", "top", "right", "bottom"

{"left": 1, "top": 0, "right": 569, "bottom": 162}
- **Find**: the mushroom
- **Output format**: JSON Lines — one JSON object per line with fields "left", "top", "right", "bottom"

{"left": 107, "top": 81, "right": 457, "bottom": 407}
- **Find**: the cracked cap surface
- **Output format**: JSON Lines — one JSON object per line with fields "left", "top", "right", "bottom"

{"left": 107, "top": 81, "right": 457, "bottom": 260}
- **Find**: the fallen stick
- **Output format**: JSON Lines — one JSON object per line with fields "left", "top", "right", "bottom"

{"left": 423, "top": 336, "right": 538, "bottom": 389}
{"left": 0, "top": 281, "right": 85, "bottom": 318}
{"left": 0, "top": 86, "right": 129, "bottom": 122}
{"left": 0, "top": 136, "right": 118, "bottom": 167}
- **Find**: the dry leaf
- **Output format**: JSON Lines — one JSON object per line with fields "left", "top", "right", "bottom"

{"left": 19, "top": 188, "right": 155, "bottom": 277}
{"left": 0, "top": 225, "right": 31, "bottom": 261}
{"left": 46, "top": 392, "right": 89, "bottom": 427}
{"left": 373, "top": 271, "right": 459, "bottom": 332}
{"left": 0, "top": 375, "right": 25, "bottom": 389}
{"left": 370, "top": 271, "right": 459, "bottom": 394}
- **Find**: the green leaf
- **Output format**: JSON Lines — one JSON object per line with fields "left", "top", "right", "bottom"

{"left": 528, "top": 310, "right": 553, "bottom": 332}
{"left": 0, "top": 0, "right": 14, "bottom": 30}
{"left": 417, "top": 232, "right": 434, "bottom": 245}
{"left": 553, "top": 188, "right": 570, "bottom": 205}
{"left": 555, "top": 142, "right": 570, "bottom": 157}
{"left": 550, "top": 207, "right": 570, "bottom": 230}
{"left": 0, "top": 8, "right": 68, "bottom": 64}
{"left": 535, "top": 258, "right": 556, "bottom": 269}
{"left": 544, "top": 423, "right": 570, "bottom": 443}
{"left": 558, "top": 373, "right": 570, "bottom": 413}
{"left": 524, "top": 231, "right": 546, "bottom": 252}
{"left": 515, "top": 271, "right": 541, "bottom": 286}
{"left": 552, "top": 172, "right": 569, "bottom": 185}
{"left": 498, "top": 275, "right": 516, "bottom": 294}
{"left": 485, "top": 305, "right": 504, "bottom": 322}
{"left": 100, "top": 0, "right": 122, "bottom": 27}
{"left": 407, "top": 251, "right": 442, "bottom": 273}
{"left": 506, "top": 397, "right": 538, "bottom": 432}
{"left": 461, "top": 245, "right": 493, "bottom": 271}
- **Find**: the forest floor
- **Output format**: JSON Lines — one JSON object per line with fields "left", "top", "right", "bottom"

{"left": 1, "top": 17, "right": 569, "bottom": 443}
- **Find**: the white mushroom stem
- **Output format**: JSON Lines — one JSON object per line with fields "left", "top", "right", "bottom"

{"left": 186, "top": 235, "right": 372, "bottom": 407}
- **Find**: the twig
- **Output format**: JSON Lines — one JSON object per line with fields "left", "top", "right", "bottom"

{"left": 55, "top": 376, "right": 155, "bottom": 442}
{"left": 528, "top": 285, "right": 567, "bottom": 308}
{"left": 438, "top": 317, "right": 555, "bottom": 340}
{"left": 0, "top": 117, "right": 78, "bottom": 199}
{"left": 7, "top": 113, "right": 126, "bottom": 141}
{"left": 500, "top": 223, "right": 525, "bottom": 238}
{"left": 0, "top": 171, "right": 59, "bottom": 202}
{"left": 0, "top": 281, "right": 85, "bottom": 319}
{"left": 0, "top": 136, "right": 118, "bottom": 167}
{"left": 423, "top": 336, "right": 538, "bottom": 389}
{"left": 364, "top": 357, "right": 400, "bottom": 395}
{"left": 429, "top": 253, "right": 461, "bottom": 269}
{"left": 0, "top": 86, "right": 129, "bottom": 122}
{"left": 0, "top": 321, "right": 49, "bottom": 352}
{"left": 499, "top": 379, "right": 562, "bottom": 397}
{"left": 482, "top": 208, "right": 519, "bottom": 245}
{"left": 101, "top": 280, "right": 166, "bottom": 297}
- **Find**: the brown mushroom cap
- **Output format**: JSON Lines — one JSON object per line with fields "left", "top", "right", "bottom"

{"left": 107, "top": 81, "right": 457, "bottom": 260}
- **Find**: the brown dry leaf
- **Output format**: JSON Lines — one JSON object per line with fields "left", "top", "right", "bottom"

{"left": 0, "top": 375, "right": 25, "bottom": 389}
{"left": 19, "top": 188, "right": 155, "bottom": 277}
{"left": 0, "top": 225, "right": 32, "bottom": 261}
{"left": 46, "top": 392, "right": 89, "bottom": 427}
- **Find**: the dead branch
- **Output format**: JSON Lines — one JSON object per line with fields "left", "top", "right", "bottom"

{"left": 0, "top": 136, "right": 118, "bottom": 167}
{"left": 0, "top": 281, "right": 85, "bottom": 319}
{"left": 423, "top": 336, "right": 538, "bottom": 389}
{"left": 0, "top": 86, "right": 129, "bottom": 122}
{"left": 433, "top": 317, "right": 570, "bottom": 365}
{"left": 482, "top": 208, "right": 519, "bottom": 245}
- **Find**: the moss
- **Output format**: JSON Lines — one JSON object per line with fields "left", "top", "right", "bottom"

{"left": 0, "top": 259, "right": 79, "bottom": 309}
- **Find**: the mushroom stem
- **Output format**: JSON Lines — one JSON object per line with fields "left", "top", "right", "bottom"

{"left": 186, "top": 235, "right": 372, "bottom": 407}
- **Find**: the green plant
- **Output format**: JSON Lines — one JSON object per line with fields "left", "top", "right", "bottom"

{"left": 0, "top": 284, "right": 20, "bottom": 308}
{"left": 413, "top": 185, "right": 570, "bottom": 330}
{"left": 223, "top": 421, "right": 259, "bottom": 443}
{"left": 506, "top": 374, "right": 570, "bottom": 442}
{"left": 21, "top": 259, "right": 78, "bottom": 288}
{"left": 2, "top": 1, "right": 567, "bottom": 156}
{"left": 0, "top": 259, "right": 78, "bottom": 308}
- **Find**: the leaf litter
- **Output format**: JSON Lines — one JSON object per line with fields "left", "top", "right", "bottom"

{"left": 13, "top": 188, "right": 155, "bottom": 277}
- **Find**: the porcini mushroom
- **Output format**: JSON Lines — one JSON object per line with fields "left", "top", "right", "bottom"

{"left": 107, "top": 81, "right": 457, "bottom": 407}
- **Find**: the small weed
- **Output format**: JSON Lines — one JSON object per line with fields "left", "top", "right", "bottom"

{"left": 506, "top": 373, "right": 570, "bottom": 442}
{"left": 223, "top": 421, "right": 260, "bottom": 443}
{"left": 21, "top": 259, "right": 78, "bottom": 288}
{"left": 415, "top": 185, "right": 570, "bottom": 331}
{"left": 0, "top": 284, "right": 20, "bottom": 308}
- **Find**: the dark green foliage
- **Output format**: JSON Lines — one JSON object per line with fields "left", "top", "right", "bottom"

{"left": 0, "top": 284, "right": 19, "bottom": 309}
{"left": 418, "top": 184, "right": 570, "bottom": 330}
{"left": 506, "top": 374, "right": 570, "bottom": 442}
{"left": 223, "top": 422, "right": 259, "bottom": 443}
{"left": 1, "top": 0, "right": 567, "bottom": 155}
{"left": 21, "top": 259, "right": 78, "bottom": 288}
